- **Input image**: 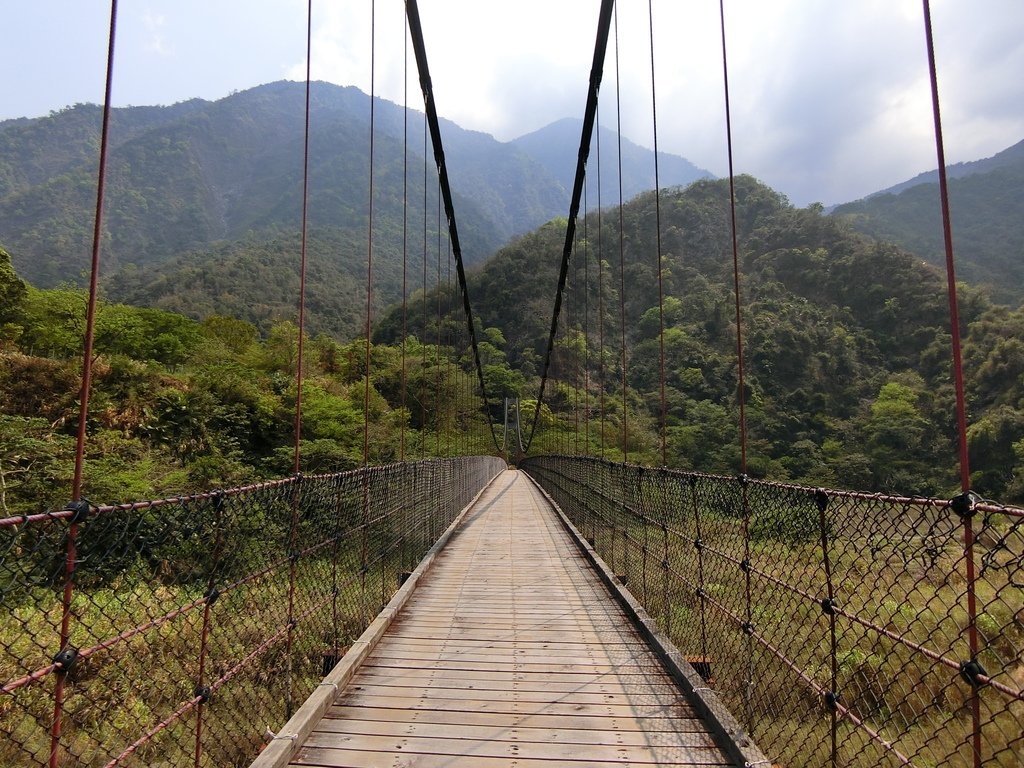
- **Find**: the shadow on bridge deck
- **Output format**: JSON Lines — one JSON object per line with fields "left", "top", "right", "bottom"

{"left": 251, "top": 469, "right": 767, "bottom": 768}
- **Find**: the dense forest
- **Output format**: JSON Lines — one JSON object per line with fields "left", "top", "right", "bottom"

{"left": 0, "top": 82, "right": 707, "bottom": 293}
{"left": 382, "top": 176, "right": 1024, "bottom": 502}
{"left": 3, "top": 172, "right": 1024, "bottom": 518}
{"left": 835, "top": 138, "right": 1024, "bottom": 304}
{"left": 0, "top": 244, "right": 508, "bottom": 518}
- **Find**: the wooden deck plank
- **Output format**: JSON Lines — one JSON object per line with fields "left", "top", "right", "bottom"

{"left": 279, "top": 469, "right": 738, "bottom": 767}
{"left": 312, "top": 716, "right": 717, "bottom": 743}
{"left": 292, "top": 749, "right": 732, "bottom": 768}
{"left": 321, "top": 705, "right": 709, "bottom": 732}
{"left": 299, "top": 731, "right": 728, "bottom": 762}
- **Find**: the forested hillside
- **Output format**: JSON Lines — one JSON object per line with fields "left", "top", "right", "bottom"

{"left": 0, "top": 245, "right": 505, "bottom": 518}
{"left": 833, "top": 138, "right": 1024, "bottom": 305}
{"left": 4, "top": 169, "right": 1024, "bottom": 513}
{"left": 0, "top": 81, "right": 708, "bottom": 304}
{"left": 511, "top": 117, "right": 712, "bottom": 206}
{"left": 380, "top": 177, "right": 1024, "bottom": 502}
{"left": 0, "top": 82, "right": 509, "bottom": 288}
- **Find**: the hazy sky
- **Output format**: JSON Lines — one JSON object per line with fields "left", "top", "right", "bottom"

{"left": 3, "top": 1, "right": 1022, "bottom": 206}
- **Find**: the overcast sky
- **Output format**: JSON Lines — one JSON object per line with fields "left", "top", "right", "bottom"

{"left": 3, "top": 1, "right": 1022, "bottom": 206}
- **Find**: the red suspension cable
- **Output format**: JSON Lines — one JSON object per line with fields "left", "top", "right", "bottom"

{"left": 362, "top": 0, "right": 377, "bottom": 467}
{"left": 293, "top": 0, "right": 313, "bottom": 476}
{"left": 613, "top": 3, "right": 629, "bottom": 463}
{"left": 400, "top": 10, "right": 409, "bottom": 461}
{"left": 283, "top": 0, "right": 314, "bottom": 723}
{"left": 922, "top": 1, "right": 970, "bottom": 491}
{"left": 921, "top": 3, "right": 979, "bottom": 765}
{"left": 596, "top": 105, "right": 606, "bottom": 459}
{"left": 647, "top": 0, "right": 668, "bottom": 466}
{"left": 52, "top": 4, "right": 118, "bottom": 765}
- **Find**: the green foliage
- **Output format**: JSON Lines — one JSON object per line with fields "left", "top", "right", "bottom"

{"left": 833, "top": 140, "right": 1024, "bottom": 305}
{"left": 375, "top": 175, "right": 1023, "bottom": 502}
{"left": 0, "top": 247, "right": 27, "bottom": 342}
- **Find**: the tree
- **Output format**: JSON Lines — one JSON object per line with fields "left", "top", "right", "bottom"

{"left": 0, "top": 248, "right": 29, "bottom": 346}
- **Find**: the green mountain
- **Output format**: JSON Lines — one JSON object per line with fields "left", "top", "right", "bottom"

{"left": 832, "top": 138, "right": 1024, "bottom": 305}
{"left": 0, "top": 81, "right": 521, "bottom": 288}
{"left": 510, "top": 117, "right": 713, "bottom": 204}
{"left": 6, "top": 175, "right": 1024, "bottom": 503}
{"left": 1, "top": 82, "right": 711, "bottom": 334}
{"left": 378, "top": 176, "right": 1024, "bottom": 500}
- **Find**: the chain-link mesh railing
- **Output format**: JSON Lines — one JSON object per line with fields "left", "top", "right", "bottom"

{"left": 1, "top": 456, "right": 505, "bottom": 767}
{"left": 521, "top": 455, "right": 1024, "bottom": 768}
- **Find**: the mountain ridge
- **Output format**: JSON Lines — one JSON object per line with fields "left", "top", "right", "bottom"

{"left": 0, "top": 81, "right": 712, "bottom": 294}
{"left": 831, "top": 135, "right": 1024, "bottom": 304}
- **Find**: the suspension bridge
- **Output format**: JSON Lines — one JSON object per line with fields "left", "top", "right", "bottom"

{"left": 1, "top": 1, "right": 1022, "bottom": 767}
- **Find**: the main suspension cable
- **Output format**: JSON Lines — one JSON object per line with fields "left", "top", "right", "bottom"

{"left": 405, "top": 0, "right": 503, "bottom": 453}
{"left": 362, "top": 0, "right": 377, "bottom": 467}
{"left": 613, "top": 2, "right": 628, "bottom": 462}
{"left": 523, "top": 0, "right": 616, "bottom": 452}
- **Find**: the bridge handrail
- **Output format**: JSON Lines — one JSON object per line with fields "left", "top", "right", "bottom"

{"left": 0, "top": 455, "right": 505, "bottom": 767}
{"left": 522, "top": 455, "right": 1024, "bottom": 768}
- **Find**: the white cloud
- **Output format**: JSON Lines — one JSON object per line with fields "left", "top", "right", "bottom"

{"left": 142, "top": 10, "right": 171, "bottom": 57}
{"left": 4, "top": 0, "right": 1020, "bottom": 205}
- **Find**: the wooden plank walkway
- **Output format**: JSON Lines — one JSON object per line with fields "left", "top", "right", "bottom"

{"left": 257, "top": 469, "right": 750, "bottom": 768}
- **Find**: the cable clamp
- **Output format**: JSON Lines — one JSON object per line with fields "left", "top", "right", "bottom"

{"left": 950, "top": 491, "right": 979, "bottom": 520}
{"left": 824, "top": 690, "right": 841, "bottom": 711}
{"left": 65, "top": 499, "right": 92, "bottom": 524}
{"left": 959, "top": 659, "right": 988, "bottom": 687}
{"left": 814, "top": 488, "right": 829, "bottom": 513}
{"left": 820, "top": 597, "right": 837, "bottom": 616}
{"left": 53, "top": 647, "right": 78, "bottom": 674}
{"left": 194, "top": 685, "right": 212, "bottom": 703}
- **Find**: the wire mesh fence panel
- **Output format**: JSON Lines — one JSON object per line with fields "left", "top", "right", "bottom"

{"left": 1, "top": 456, "right": 504, "bottom": 767}
{"left": 522, "top": 455, "right": 1024, "bottom": 768}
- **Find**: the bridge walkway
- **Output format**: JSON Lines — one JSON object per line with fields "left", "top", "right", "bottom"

{"left": 254, "top": 469, "right": 751, "bottom": 767}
